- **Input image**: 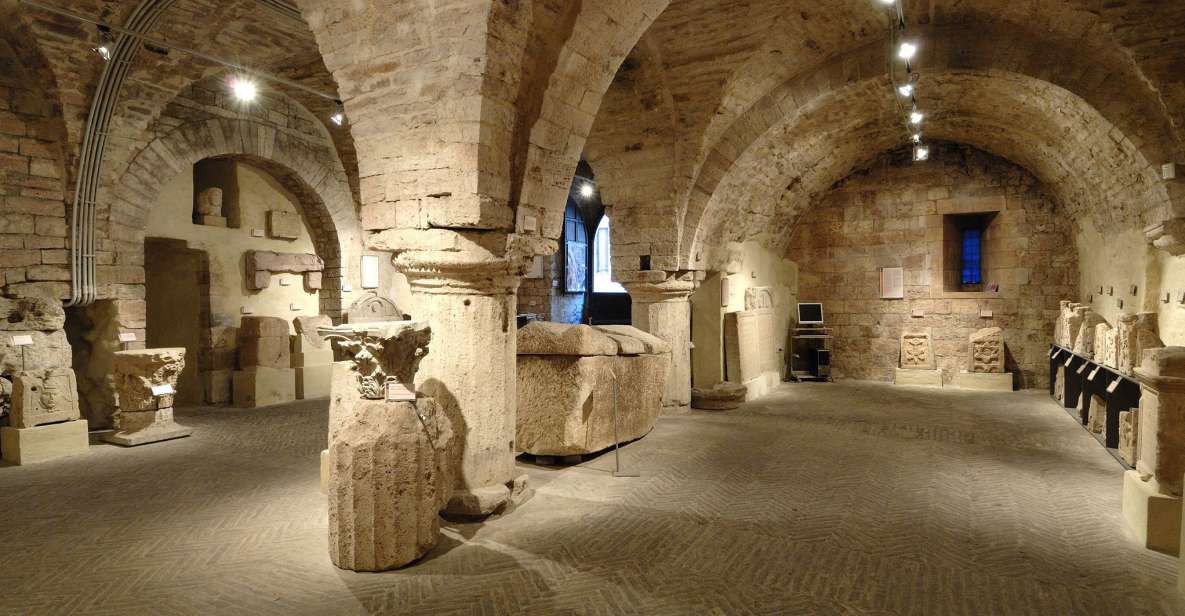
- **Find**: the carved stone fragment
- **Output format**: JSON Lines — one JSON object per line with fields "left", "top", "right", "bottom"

{"left": 245, "top": 250, "right": 325, "bottom": 291}
{"left": 318, "top": 320, "right": 431, "bottom": 400}
{"left": 105, "top": 348, "right": 192, "bottom": 446}
{"left": 196, "top": 187, "right": 223, "bottom": 216}
{"left": 9, "top": 368, "right": 80, "bottom": 428}
{"left": 900, "top": 332, "right": 934, "bottom": 370}
{"left": 1093, "top": 322, "right": 1113, "bottom": 364}
{"left": 344, "top": 292, "right": 405, "bottom": 323}
{"left": 267, "top": 210, "right": 302, "bottom": 239}
{"left": 743, "top": 287, "right": 774, "bottom": 310}
{"left": 969, "top": 327, "right": 1005, "bottom": 373}
{"left": 1117, "top": 313, "right": 1163, "bottom": 376}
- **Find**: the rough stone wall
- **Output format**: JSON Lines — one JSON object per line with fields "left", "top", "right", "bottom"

{"left": 516, "top": 256, "right": 552, "bottom": 320}
{"left": 788, "top": 144, "right": 1077, "bottom": 388}
{"left": 0, "top": 33, "right": 69, "bottom": 300}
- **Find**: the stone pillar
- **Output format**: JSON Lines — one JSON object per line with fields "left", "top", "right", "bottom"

{"left": 1124, "top": 346, "right": 1185, "bottom": 554}
{"left": 394, "top": 245, "right": 535, "bottom": 517}
{"left": 623, "top": 270, "right": 704, "bottom": 413}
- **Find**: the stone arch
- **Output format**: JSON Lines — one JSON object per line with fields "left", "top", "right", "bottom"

{"left": 107, "top": 116, "right": 362, "bottom": 319}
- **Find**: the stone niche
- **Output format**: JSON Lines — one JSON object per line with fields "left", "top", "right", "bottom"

{"left": 516, "top": 322, "right": 671, "bottom": 456}
{"left": 245, "top": 250, "right": 324, "bottom": 292}
{"left": 895, "top": 331, "right": 942, "bottom": 387}
{"left": 723, "top": 286, "right": 781, "bottom": 400}
{"left": 317, "top": 319, "right": 455, "bottom": 571}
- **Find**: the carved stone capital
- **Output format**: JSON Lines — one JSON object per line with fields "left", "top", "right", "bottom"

{"left": 1145, "top": 218, "right": 1185, "bottom": 256}
{"left": 317, "top": 321, "right": 431, "bottom": 399}
{"left": 384, "top": 231, "right": 555, "bottom": 296}
{"left": 620, "top": 270, "right": 705, "bottom": 303}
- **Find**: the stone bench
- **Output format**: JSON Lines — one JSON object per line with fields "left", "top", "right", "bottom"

{"left": 516, "top": 322, "right": 670, "bottom": 456}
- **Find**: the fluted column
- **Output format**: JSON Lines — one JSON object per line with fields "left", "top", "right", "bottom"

{"left": 623, "top": 270, "right": 704, "bottom": 413}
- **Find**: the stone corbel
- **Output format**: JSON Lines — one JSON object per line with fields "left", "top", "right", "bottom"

{"left": 1144, "top": 218, "right": 1185, "bottom": 256}
{"left": 245, "top": 251, "right": 325, "bottom": 291}
{"left": 620, "top": 269, "right": 707, "bottom": 303}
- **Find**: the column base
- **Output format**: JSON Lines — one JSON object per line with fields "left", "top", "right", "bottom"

{"left": 444, "top": 474, "right": 533, "bottom": 517}
{"left": 895, "top": 368, "right": 943, "bottom": 387}
{"left": 951, "top": 371, "right": 1013, "bottom": 391}
{"left": 1, "top": 419, "right": 89, "bottom": 465}
{"left": 1122, "top": 470, "right": 1181, "bottom": 555}
{"left": 103, "top": 424, "right": 192, "bottom": 447}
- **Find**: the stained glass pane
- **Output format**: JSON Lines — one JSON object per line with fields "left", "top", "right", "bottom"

{"left": 961, "top": 228, "right": 982, "bottom": 285}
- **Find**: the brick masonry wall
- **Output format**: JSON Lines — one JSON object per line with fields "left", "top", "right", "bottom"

{"left": 0, "top": 36, "right": 69, "bottom": 300}
{"left": 788, "top": 144, "right": 1077, "bottom": 388}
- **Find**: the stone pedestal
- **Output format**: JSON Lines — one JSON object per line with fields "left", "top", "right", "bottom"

{"left": 104, "top": 348, "right": 192, "bottom": 447}
{"left": 1124, "top": 347, "right": 1185, "bottom": 554}
{"left": 1, "top": 419, "right": 89, "bottom": 465}
{"left": 623, "top": 271, "right": 703, "bottom": 414}
{"left": 233, "top": 367, "right": 296, "bottom": 408}
{"left": 951, "top": 371, "right": 1013, "bottom": 391}
{"left": 894, "top": 368, "right": 943, "bottom": 387}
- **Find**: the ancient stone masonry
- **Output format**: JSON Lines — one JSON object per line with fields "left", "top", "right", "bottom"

{"left": 691, "top": 382, "right": 748, "bottom": 411}
{"left": 104, "top": 348, "right": 192, "bottom": 447}
{"left": 969, "top": 327, "right": 1005, "bottom": 373}
{"left": 1116, "top": 313, "right": 1164, "bottom": 376}
{"left": 1094, "top": 322, "right": 1114, "bottom": 364}
{"left": 293, "top": 315, "right": 334, "bottom": 400}
{"left": 0, "top": 296, "right": 70, "bottom": 375}
{"left": 622, "top": 270, "right": 704, "bottom": 412}
{"left": 245, "top": 251, "right": 325, "bottom": 292}
{"left": 195, "top": 187, "right": 226, "bottom": 227}
{"left": 900, "top": 333, "right": 935, "bottom": 370}
{"left": 317, "top": 319, "right": 455, "bottom": 571}
{"left": 516, "top": 322, "right": 670, "bottom": 456}
{"left": 234, "top": 316, "right": 295, "bottom": 408}
{"left": 9, "top": 368, "right": 79, "bottom": 429}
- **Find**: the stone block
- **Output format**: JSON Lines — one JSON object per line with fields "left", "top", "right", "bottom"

{"left": 900, "top": 332, "right": 935, "bottom": 370}
{"left": 240, "top": 316, "right": 289, "bottom": 338}
{"left": 103, "top": 407, "right": 193, "bottom": 446}
{"left": 0, "top": 295, "right": 64, "bottom": 330}
{"left": 294, "top": 315, "right": 333, "bottom": 350}
{"left": 9, "top": 368, "right": 80, "bottom": 428}
{"left": 895, "top": 368, "right": 943, "bottom": 387}
{"left": 0, "top": 329, "right": 71, "bottom": 374}
{"left": 951, "top": 370, "right": 1012, "bottom": 391}
{"left": 204, "top": 370, "right": 232, "bottom": 405}
{"left": 692, "top": 382, "right": 748, "bottom": 410}
{"left": 968, "top": 327, "right": 1005, "bottom": 373}
{"left": 296, "top": 364, "right": 332, "bottom": 399}
{"left": 233, "top": 367, "right": 296, "bottom": 408}
{"left": 240, "top": 335, "right": 291, "bottom": 369}
{"left": 196, "top": 215, "right": 227, "bottom": 227}
{"left": 1122, "top": 470, "right": 1181, "bottom": 555}
{"left": 268, "top": 210, "right": 302, "bottom": 239}
{"left": 1, "top": 419, "right": 89, "bottom": 465}
{"left": 724, "top": 309, "right": 779, "bottom": 390}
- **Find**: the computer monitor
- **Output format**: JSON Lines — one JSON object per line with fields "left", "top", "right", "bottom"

{"left": 798, "top": 302, "right": 824, "bottom": 325}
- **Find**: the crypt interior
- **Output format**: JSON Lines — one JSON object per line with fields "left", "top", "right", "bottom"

{"left": 2, "top": 0, "right": 1185, "bottom": 614}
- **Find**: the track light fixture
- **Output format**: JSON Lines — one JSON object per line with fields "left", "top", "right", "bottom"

{"left": 897, "top": 41, "right": 917, "bottom": 61}
{"left": 913, "top": 145, "right": 930, "bottom": 161}
{"left": 897, "top": 84, "right": 913, "bottom": 97}
{"left": 92, "top": 25, "right": 114, "bottom": 62}
{"left": 330, "top": 101, "right": 346, "bottom": 126}
{"left": 909, "top": 110, "right": 924, "bottom": 124}
{"left": 230, "top": 77, "right": 258, "bottom": 103}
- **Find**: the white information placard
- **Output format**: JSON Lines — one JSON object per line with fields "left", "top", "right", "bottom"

{"left": 1064, "top": 355, "right": 1074, "bottom": 367}
{"left": 880, "top": 267, "right": 904, "bottom": 299}
{"left": 361, "top": 255, "right": 380, "bottom": 289}
{"left": 1076, "top": 363, "right": 1088, "bottom": 374}
{"left": 11, "top": 335, "right": 33, "bottom": 346}
{"left": 1088, "top": 366, "right": 1101, "bottom": 381}
{"left": 118, "top": 332, "right": 137, "bottom": 343}
{"left": 151, "top": 384, "right": 175, "bottom": 397}
{"left": 1106, "top": 378, "right": 1122, "bottom": 394}
{"left": 386, "top": 380, "right": 415, "bottom": 402}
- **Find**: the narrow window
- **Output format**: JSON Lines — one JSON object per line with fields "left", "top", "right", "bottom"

{"left": 961, "top": 228, "right": 982, "bottom": 285}
{"left": 593, "top": 216, "right": 626, "bottom": 293}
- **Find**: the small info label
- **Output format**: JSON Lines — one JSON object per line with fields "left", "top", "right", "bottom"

{"left": 118, "top": 332, "right": 137, "bottom": 343}
{"left": 11, "top": 335, "right": 33, "bottom": 346}
{"left": 151, "top": 384, "right": 175, "bottom": 397}
{"left": 386, "top": 381, "right": 415, "bottom": 402}
{"left": 1106, "top": 379, "right": 1122, "bottom": 394}
{"left": 1088, "top": 367, "right": 1101, "bottom": 381}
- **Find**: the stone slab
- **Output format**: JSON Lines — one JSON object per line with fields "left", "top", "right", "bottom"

{"left": 951, "top": 371, "right": 1013, "bottom": 391}
{"left": 268, "top": 210, "right": 302, "bottom": 239}
{"left": 1122, "top": 470, "right": 1181, "bottom": 555}
{"left": 240, "top": 316, "right": 290, "bottom": 338}
{"left": 240, "top": 335, "right": 291, "bottom": 368}
{"left": 103, "top": 422, "right": 193, "bottom": 447}
{"left": 233, "top": 367, "right": 296, "bottom": 408}
{"left": 1, "top": 419, "right": 89, "bottom": 465}
{"left": 894, "top": 368, "right": 943, "bottom": 387}
{"left": 296, "top": 364, "right": 332, "bottom": 399}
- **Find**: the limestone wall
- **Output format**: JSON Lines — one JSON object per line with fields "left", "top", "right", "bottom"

{"left": 788, "top": 145, "right": 1076, "bottom": 387}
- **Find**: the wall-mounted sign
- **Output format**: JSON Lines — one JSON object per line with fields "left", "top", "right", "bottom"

{"left": 10, "top": 335, "right": 33, "bottom": 346}
{"left": 118, "top": 332, "right": 137, "bottom": 343}
{"left": 880, "top": 267, "right": 904, "bottom": 299}
{"left": 361, "top": 255, "right": 380, "bottom": 289}
{"left": 151, "top": 384, "right": 175, "bottom": 397}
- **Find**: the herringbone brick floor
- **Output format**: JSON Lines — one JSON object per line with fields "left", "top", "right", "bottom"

{"left": 1, "top": 382, "right": 1182, "bottom": 615}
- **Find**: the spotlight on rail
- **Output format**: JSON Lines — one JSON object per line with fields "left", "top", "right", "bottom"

{"left": 230, "top": 77, "right": 258, "bottom": 103}
{"left": 914, "top": 145, "right": 930, "bottom": 161}
{"left": 878, "top": 0, "right": 895, "bottom": 5}
{"left": 909, "top": 110, "right": 924, "bottom": 125}
{"left": 897, "top": 84, "right": 913, "bottom": 97}
{"left": 330, "top": 102, "right": 346, "bottom": 126}
{"left": 93, "top": 26, "right": 114, "bottom": 62}
{"left": 911, "top": 133, "right": 922, "bottom": 144}
{"left": 897, "top": 41, "right": 917, "bottom": 61}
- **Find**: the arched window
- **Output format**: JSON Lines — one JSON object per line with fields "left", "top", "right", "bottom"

{"left": 593, "top": 216, "right": 626, "bottom": 293}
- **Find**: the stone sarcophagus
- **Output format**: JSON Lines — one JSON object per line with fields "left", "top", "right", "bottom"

{"left": 516, "top": 322, "right": 671, "bottom": 456}
{"left": 317, "top": 319, "right": 455, "bottom": 572}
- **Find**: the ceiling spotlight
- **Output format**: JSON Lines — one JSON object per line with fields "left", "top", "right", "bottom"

{"left": 897, "top": 42, "right": 917, "bottom": 61}
{"left": 911, "top": 133, "right": 922, "bottom": 143}
{"left": 330, "top": 102, "right": 346, "bottom": 126}
{"left": 92, "top": 26, "right": 114, "bottom": 62}
{"left": 914, "top": 145, "right": 930, "bottom": 161}
{"left": 230, "top": 77, "right": 257, "bottom": 103}
{"left": 579, "top": 183, "right": 595, "bottom": 198}
{"left": 878, "top": 0, "right": 895, "bottom": 5}
{"left": 897, "top": 84, "right": 913, "bottom": 97}
{"left": 909, "top": 110, "right": 924, "bottom": 124}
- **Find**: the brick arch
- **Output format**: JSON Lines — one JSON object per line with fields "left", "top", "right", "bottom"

{"left": 678, "top": 27, "right": 1178, "bottom": 268}
{"left": 107, "top": 116, "right": 362, "bottom": 319}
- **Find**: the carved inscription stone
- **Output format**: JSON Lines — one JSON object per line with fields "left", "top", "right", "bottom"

{"left": 1117, "top": 312, "right": 1163, "bottom": 376}
{"left": 743, "top": 287, "right": 774, "bottom": 310}
{"left": 900, "top": 332, "right": 935, "bottom": 370}
{"left": 1093, "top": 322, "right": 1113, "bottom": 364}
{"left": 969, "top": 327, "right": 1005, "bottom": 373}
{"left": 268, "top": 210, "right": 302, "bottom": 240}
{"left": 10, "top": 368, "right": 80, "bottom": 428}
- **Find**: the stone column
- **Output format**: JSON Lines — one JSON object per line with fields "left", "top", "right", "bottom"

{"left": 393, "top": 240, "right": 539, "bottom": 517}
{"left": 1124, "top": 346, "right": 1185, "bottom": 554}
{"left": 623, "top": 270, "right": 704, "bottom": 413}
